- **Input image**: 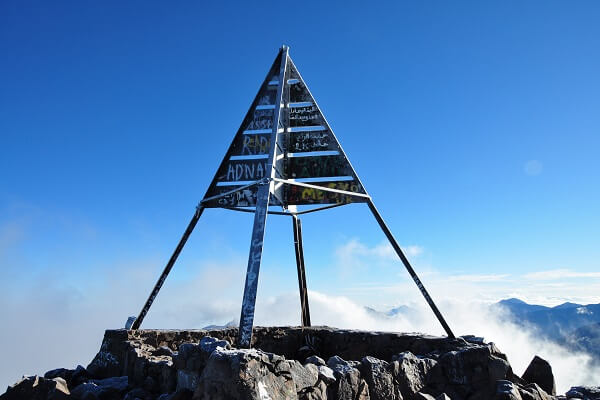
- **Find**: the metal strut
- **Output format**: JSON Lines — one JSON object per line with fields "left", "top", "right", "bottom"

{"left": 237, "top": 46, "right": 289, "bottom": 348}
{"left": 292, "top": 215, "right": 311, "bottom": 327}
{"left": 131, "top": 205, "right": 204, "bottom": 330}
{"left": 367, "top": 200, "right": 455, "bottom": 338}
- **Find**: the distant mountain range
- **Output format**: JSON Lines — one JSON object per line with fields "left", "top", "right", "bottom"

{"left": 494, "top": 298, "right": 600, "bottom": 361}
{"left": 366, "top": 298, "right": 600, "bottom": 362}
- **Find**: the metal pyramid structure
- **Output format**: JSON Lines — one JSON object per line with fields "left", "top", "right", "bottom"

{"left": 201, "top": 48, "right": 367, "bottom": 210}
{"left": 131, "top": 46, "right": 455, "bottom": 348}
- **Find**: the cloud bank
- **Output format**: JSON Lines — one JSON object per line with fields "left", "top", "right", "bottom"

{"left": 1, "top": 258, "right": 598, "bottom": 394}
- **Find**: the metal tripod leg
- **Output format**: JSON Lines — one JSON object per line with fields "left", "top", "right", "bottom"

{"left": 292, "top": 215, "right": 311, "bottom": 327}
{"left": 131, "top": 205, "right": 205, "bottom": 330}
{"left": 237, "top": 184, "right": 271, "bottom": 348}
{"left": 367, "top": 200, "right": 456, "bottom": 338}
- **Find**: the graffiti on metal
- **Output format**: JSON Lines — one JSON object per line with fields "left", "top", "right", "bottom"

{"left": 286, "top": 180, "right": 367, "bottom": 205}
{"left": 246, "top": 109, "right": 274, "bottom": 131}
{"left": 289, "top": 105, "right": 321, "bottom": 127}
{"left": 289, "top": 131, "right": 336, "bottom": 152}
{"left": 287, "top": 155, "right": 352, "bottom": 179}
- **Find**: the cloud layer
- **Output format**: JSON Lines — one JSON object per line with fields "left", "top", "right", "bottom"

{"left": 1, "top": 258, "right": 599, "bottom": 394}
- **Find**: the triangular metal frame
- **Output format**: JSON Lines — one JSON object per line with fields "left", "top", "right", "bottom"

{"left": 131, "top": 46, "right": 455, "bottom": 347}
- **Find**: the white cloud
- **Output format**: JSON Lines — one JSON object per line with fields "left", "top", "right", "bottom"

{"left": 253, "top": 291, "right": 598, "bottom": 393}
{"left": 1, "top": 256, "right": 599, "bottom": 395}
{"left": 334, "top": 239, "right": 423, "bottom": 271}
{"left": 523, "top": 269, "right": 600, "bottom": 281}
{"left": 445, "top": 273, "right": 510, "bottom": 282}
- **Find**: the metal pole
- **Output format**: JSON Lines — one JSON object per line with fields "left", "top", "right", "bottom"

{"left": 131, "top": 205, "right": 204, "bottom": 330}
{"left": 237, "top": 183, "right": 271, "bottom": 347}
{"left": 367, "top": 200, "right": 455, "bottom": 338}
{"left": 237, "top": 45, "right": 289, "bottom": 348}
{"left": 292, "top": 215, "right": 311, "bottom": 327}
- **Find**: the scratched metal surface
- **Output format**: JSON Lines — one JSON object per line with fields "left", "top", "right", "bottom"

{"left": 203, "top": 49, "right": 367, "bottom": 208}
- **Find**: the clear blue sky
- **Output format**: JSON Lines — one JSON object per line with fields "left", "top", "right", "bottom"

{"left": 1, "top": 1, "right": 599, "bottom": 334}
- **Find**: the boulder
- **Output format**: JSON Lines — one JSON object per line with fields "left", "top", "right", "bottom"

{"left": 360, "top": 356, "right": 400, "bottom": 400}
{"left": 44, "top": 365, "right": 90, "bottom": 388}
{"left": 413, "top": 393, "right": 436, "bottom": 400}
{"left": 193, "top": 347, "right": 297, "bottom": 399}
{"left": 495, "top": 380, "right": 523, "bottom": 400}
{"left": 288, "top": 361, "right": 319, "bottom": 392}
{"left": 521, "top": 356, "right": 556, "bottom": 396}
{"left": 199, "top": 336, "right": 230, "bottom": 354}
{"left": 174, "top": 336, "right": 230, "bottom": 393}
{"left": 0, "top": 375, "right": 69, "bottom": 400}
{"left": 71, "top": 376, "right": 128, "bottom": 400}
{"left": 177, "top": 370, "right": 201, "bottom": 392}
{"left": 518, "top": 383, "right": 553, "bottom": 400}
{"left": 333, "top": 368, "right": 369, "bottom": 400}
{"left": 123, "top": 387, "right": 154, "bottom": 400}
{"left": 326, "top": 356, "right": 369, "bottom": 400}
{"left": 318, "top": 366, "right": 336, "bottom": 384}
{"left": 433, "top": 344, "right": 512, "bottom": 398}
{"left": 87, "top": 350, "right": 121, "bottom": 379}
{"left": 298, "top": 381, "right": 329, "bottom": 400}
{"left": 306, "top": 355, "right": 327, "bottom": 367}
{"left": 125, "top": 343, "right": 175, "bottom": 393}
{"left": 391, "top": 351, "right": 437, "bottom": 399}
{"left": 565, "top": 386, "right": 600, "bottom": 399}
{"left": 153, "top": 346, "right": 175, "bottom": 357}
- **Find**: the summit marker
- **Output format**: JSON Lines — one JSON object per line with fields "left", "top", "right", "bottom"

{"left": 131, "top": 46, "right": 455, "bottom": 347}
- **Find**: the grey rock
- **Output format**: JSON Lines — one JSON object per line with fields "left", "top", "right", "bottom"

{"left": 199, "top": 336, "right": 230, "bottom": 354}
{"left": 87, "top": 350, "right": 121, "bottom": 379}
{"left": 318, "top": 365, "right": 336, "bottom": 384}
{"left": 194, "top": 347, "right": 297, "bottom": 400}
{"left": 565, "top": 386, "right": 600, "bottom": 399}
{"left": 391, "top": 351, "right": 436, "bottom": 398}
{"left": 176, "top": 369, "right": 200, "bottom": 392}
{"left": 52, "top": 378, "right": 70, "bottom": 397}
{"left": 327, "top": 357, "right": 369, "bottom": 400}
{"left": 327, "top": 356, "right": 358, "bottom": 379}
{"left": 126, "top": 344, "right": 175, "bottom": 393}
{"left": 495, "top": 380, "right": 523, "bottom": 400}
{"left": 306, "top": 356, "right": 327, "bottom": 367}
{"left": 170, "top": 388, "right": 194, "bottom": 400}
{"left": 360, "top": 356, "right": 400, "bottom": 400}
{"left": 1, "top": 375, "right": 69, "bottom": 400}
{"left": 413, "top": 393, "right": 436, "bottom": 400}
{"left": 44, "top": 368, "right": 72, "bottom": 381}
{"left": 298, "top": 380, "right": 329, "bottom": 400}
{"left": 153, "top": 346, "right": 175, "bottom": 357}
{"left": 522, "top": 356, "right": 556, "bottom": 396}
{"left": 123, "top": 387, "right": 154, "bottom": 400}
{"left": 461, "top": 335, "right": 485, "bottom": 344}
{"left": 91, "top": 375, "right": 129, "bottom": 392}
{"left": 519, "top": 383, "right": 553, "bottom": 400}
{"left": 70, "top": 376, "right": 128, "bottom": 399}
{"left": 143, "top": 375, "right": 158, "bottom": 393}
{"left": 71, "top": 382, "right": 103, "bottom": 399}
{"left": 175, "top": 343, "right": 203, "bottom": 371}
{"left": 289, "top": 361, "right": 319, "bottom": 392}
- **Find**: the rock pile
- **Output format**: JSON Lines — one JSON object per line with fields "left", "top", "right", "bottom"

{"left": 0, "top": 326, "right": 597, "bottom": 400}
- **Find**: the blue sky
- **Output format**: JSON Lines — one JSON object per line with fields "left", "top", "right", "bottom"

{"left": 1, "top": 1, "right": 600, "bottom": 383}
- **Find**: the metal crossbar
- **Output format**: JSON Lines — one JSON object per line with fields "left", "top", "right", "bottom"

{"left": 272, "top": 178, "right": 371, "bottom": 200}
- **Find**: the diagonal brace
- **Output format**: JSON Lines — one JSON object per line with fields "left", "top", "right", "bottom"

{"left": 131, "top": 205, "right": 204, "bottom": 330}
{"left": 367, "top": 200, "right": 455, "bottom": 338}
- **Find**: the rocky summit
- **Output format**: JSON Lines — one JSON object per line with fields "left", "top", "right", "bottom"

{"left": 1, "top": 326, "right": 598, "bottom": 400}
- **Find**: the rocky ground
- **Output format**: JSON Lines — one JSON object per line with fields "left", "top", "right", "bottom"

{"left": 1, "top": 326, "right": 598, "bottom": 400}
